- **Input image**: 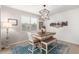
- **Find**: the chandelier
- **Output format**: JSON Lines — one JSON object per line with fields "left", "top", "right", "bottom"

{"left": 39, "top": 5, "right": 50, "bottom": 21}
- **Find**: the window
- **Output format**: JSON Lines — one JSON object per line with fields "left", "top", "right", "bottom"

{"left": 21, "top": 16, "right": 38, "bottom": 32}
{"left": 30, "top": 16, "right": 38, "bottom": 31}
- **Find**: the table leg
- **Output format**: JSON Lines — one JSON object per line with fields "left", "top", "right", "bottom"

{"left": 46, "top": 44, "right": 48, "bottom": 54}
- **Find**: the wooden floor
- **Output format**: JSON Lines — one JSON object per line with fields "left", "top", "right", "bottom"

{"left": 58, "top": 40, "right": 79, "bottom": 54}
{"left": 0, "top": 40, "right": 79, "bottom": 54}
{"left": 68, "top": 44, "right": 79, "bottom": 54}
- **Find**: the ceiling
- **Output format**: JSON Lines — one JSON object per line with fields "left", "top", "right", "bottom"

{"left": 6, "top": 5, "right": 79, "bottom": 15}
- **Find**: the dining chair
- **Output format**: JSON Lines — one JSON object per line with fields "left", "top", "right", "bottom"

{"left": 27, "top": 32, "right": 41, "bottom": 54}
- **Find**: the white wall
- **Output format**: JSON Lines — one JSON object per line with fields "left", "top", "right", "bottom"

{"left": 44, "top": 8, "right": 79, "bottom": 45}
{"left": 0, "top": 5, "right": 1, "bottom": 49}
{"left": 1, "top": 6, "right": 79, "bottom": 46}
{"left": 1, "top": 6, "right": 38, "bottom": 45}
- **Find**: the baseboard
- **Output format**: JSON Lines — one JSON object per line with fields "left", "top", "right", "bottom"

{"left": 58, "top": 39, "right": 79, "bottom": 45}
{"left": 9, "top": 40, "right": 28, "bottom": 46}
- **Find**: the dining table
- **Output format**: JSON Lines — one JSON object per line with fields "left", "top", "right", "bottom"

{"left": 32, "top": 32, "right": 57, "bottom": 54}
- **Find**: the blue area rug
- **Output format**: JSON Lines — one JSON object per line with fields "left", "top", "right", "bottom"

{"left": 11, "top": 43, "right": 69, "bottom": 54}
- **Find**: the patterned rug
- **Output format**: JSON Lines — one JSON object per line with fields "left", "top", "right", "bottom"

{"left": 11, "top": 43, "right": 69, "bottom": 54}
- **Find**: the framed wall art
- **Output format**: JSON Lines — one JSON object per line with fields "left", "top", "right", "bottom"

{"left": 8, "top": 18, "right": 18, "bottom": 26}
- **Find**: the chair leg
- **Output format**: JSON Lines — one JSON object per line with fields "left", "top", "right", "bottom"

{"left": 39, "top": 47, "right": 42, "bottom": 54}
{"left": 38, "top": 42, "right": 42, "bottom": 54}
{"left": 32, "top": 45, "right": 34, "bottom": 54}
{"left": 46, "top": 44, "right": 48, "bottom": 54}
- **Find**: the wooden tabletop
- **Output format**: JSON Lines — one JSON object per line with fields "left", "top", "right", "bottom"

{"left": 35, "top": 32, "right": 56, "bottom": 37}
{"left": 42, "top": 37, "right": 56, "bottom": 43}
{"left": 32, "top": 32, "right": 56, "bottom": 41}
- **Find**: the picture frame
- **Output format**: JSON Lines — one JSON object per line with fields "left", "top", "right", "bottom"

{"left": 8, "top": 18, "right": 18, "bottom": 26}
{"left": 50, "top": 21, "right": 68, "bottom": 27}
